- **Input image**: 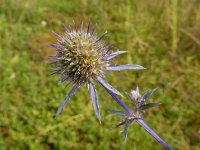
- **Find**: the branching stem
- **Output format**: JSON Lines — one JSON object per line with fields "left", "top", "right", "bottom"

{"left": 136, "top": 119, "right": 173, "bottom": 150}
{"left": 105, "top": 88, "right": 173, "bottom": 150}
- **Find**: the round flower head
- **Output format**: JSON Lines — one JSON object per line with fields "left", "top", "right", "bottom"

{"left": 49, "top": 21, "right": 144, "bottom": 122}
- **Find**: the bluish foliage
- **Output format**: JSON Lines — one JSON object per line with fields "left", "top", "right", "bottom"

{"left": 50, "top": 21, "right": 144, "bottom": 122}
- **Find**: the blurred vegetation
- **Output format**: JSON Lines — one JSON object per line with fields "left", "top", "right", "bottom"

{"left": 0, "top": 0, "right": 200, "bottom": 149}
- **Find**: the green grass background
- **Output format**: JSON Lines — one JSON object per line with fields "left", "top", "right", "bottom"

{"left": 0, "top": 0, "right": 200, "bottom": 149}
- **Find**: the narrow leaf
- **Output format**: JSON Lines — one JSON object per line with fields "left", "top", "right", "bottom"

{"left": 125, "top": 92, "right": 137, "bottom": 104}
{"left": 142, "top": 88, "right": 157, "bottom": 100}
{"left": 58, "top": 75, "right": 69, "bottom": 83}
{"left": 52, "top": 31, "right": 62, "bottom": 40}
{"left": 128, "top": 93, "right": 137, "bottom": 104}
{"left": 97, "top": 76, "right": 122, "bottom": 96}
{"left": 91, "top": 23, "right": 96, "bottom": 35}
{"left": 73, "top": 20, "right": 77, "bottom": 32}
{"left": 95, "top": 31, "right": 107, "bottom": 43}
{"left": 87, "top": 21, "right": 90, "bottom": 34}
{"left": 124, "top": 121, "right": 132, "bottom": 142}
{"left": 55, "top": 84, "right": 79, "bottom": 117}
{"left": 106, "top": 64, "right": 145, "bottom": 71}
{"left": 80, "top": 21, "right": 84, "bottom": 32}
{"left": 88, "top": 82, "right": 101, "bottom": 123}
{"left": 105, "top": 51, "right": 127, "bottom": 60}
{"left": 140, "top": 102, "right": 161, "bottom": 110}
{"left": 136, "top": 85, "right": 140, "bottom": 95}
{"left": 62, "top": 23, "right": 71, "bottom": 33}
{"left": 49, "top": 44, "right": 59, "bottom": 49}
{"left": 108, "top": 109, "right": 127, "bottom": 117}
{"left": 114, "top": 121, "right": 126, "bottom": 128}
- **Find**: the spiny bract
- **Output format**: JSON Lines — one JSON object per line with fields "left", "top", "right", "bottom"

{"left": 49, "top": 21, "right": 144, "bottom": 122}
{"left": 109, "top": 86, "right": 161, "bottom": 141}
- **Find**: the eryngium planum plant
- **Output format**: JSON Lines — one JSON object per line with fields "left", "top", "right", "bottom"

{"left": 48, "top": 21, "right": 173, "bottom": 150}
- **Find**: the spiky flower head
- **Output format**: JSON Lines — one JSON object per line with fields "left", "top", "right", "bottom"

{"left": 128, "top": 86, "right": 160, "bottom": 116}
{"left": 109, "top": 86, "right": 161, "bottom": 141}
{"left": 49, "top": 21, "right": 144, "bottom": 122}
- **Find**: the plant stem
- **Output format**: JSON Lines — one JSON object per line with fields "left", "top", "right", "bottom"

{"left": 105, "top": 88, "right": 173, "bottom": 150}
{"left": 104, "top": 86, "right": 132, "bottom": 114}
{"left": 136, "top": 119, "right": 173, "bottom": 150}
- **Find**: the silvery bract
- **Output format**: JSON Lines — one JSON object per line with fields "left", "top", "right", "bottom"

{"left": 109, "top": 86, "right": 160, "bottom": 141}
{"left": 49, "top": 21, "right": 144, "bottom": 122}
